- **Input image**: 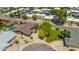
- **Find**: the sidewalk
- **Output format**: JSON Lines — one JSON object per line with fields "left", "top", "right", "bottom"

{"left": 49, "top": 40, "right": 79, "bottom": 51}
{"left": 31, "top": 33, "right": 44, "bottom": 43}
{"left": 64, "top": 25, "right": 79, "bottom": 29}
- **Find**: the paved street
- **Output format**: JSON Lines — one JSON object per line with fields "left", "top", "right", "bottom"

{"left": 52, "top": 24, "right": 79, "bottom": 48}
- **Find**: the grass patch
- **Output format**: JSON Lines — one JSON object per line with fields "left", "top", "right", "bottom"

{"left": 46, "top": 30, "right": 60, "bottom": 43}
{"left": 38, "top": 21, "right": 60, "bottom": 43}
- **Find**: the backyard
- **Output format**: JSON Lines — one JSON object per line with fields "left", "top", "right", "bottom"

{"left": 47, "top": 29, "right": 60, "bottom": 42}
{"left": 37, "top": 21, "right": 61, "bottom": 43}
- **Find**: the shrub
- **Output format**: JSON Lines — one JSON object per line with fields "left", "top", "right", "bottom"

{"left": 68, "top": 49, "right": 76, "bottom": 51}
{"left": 24, "top": 40, "right": 28, "bottom": 43}
{"left": 14, "top": 40, "right": 19, "bottom": 44}
{"left": 58, "top": 29, "right": 71, "bottom": 39}
{"left": 77, "top": 23, "right": 79, "bottom": 26}
{"left": 56, "top": 27, "right": 60, "bottom": 30}
{"left": 38, "top": 29, "right": 45, "bottom": 39}
{"left": 9, "top": 13, "right": 14, "bottom": 18}
{"left": 32, "top": 15, "right": 37, "bottom": 20}
{"left": 22, "top": 15, "right": 28, "bottom": 20}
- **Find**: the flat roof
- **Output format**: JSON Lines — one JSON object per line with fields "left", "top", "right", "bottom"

{"left": 44, "top": 15, "right": 54, "bottom": 19}
{"left": 0, "top": 31, "right": 16, "bottom": 51}
{"left": 66, "top": 16, "right": 79, "bottom": 22}
{"left": 70, "top": 12, "right": 79, "bottom": 16}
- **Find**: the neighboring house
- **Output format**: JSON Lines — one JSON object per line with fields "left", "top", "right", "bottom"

{"left": 66, "top": 16, "right": 79, "bottom": 26}
{"left": 0, "top": 18, "right": 16, "bottom": 30}
{"left": 44, "top": 15, "right": 54, "bottom": 20}
{"left": 70, "top": 12, "right": 79, "bottom": 17}
{"left": 67, "top": 7, "right": 79, "bottom": 16}
{"left": 0, "top": 31, "right": 16, "bottom": 51}
{"left": 66, "top": 16, "right": 79, "bottom": 22}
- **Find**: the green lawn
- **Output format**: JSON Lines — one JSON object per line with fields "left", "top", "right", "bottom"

{"left": 38, "top": 21, "right": 61, "bottom": 43}
{"left": 46, "top": 30, "right": 60, "bottom": 43}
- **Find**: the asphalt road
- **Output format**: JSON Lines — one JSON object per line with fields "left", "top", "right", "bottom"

{"left": 52, "top": 24, "right": 79, "bottom": 48}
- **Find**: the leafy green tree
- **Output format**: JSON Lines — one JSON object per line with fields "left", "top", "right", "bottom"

{"left": 50, "top": 8, "right": 67, "bottom": 24}
{"left": 38, "top": 29, "right": 45, "bottom": 39}
{"left": 58, "top": 29, "right": 70, "bottom": 39}
{"left": 40, "top": 21, "right": 52, "bottom": 36}
{"left": 22, "top": 15, "right": 28, "bottom": 20}
{"left": 8, "top": 7, "right": 15, "bottom": 12}
{"left": 30, "top": 7, "right": 35, "bottom": 10}
{"left": 16, "top": 8, "right": 21, "bottom": 18}
{"left": 9, "top": 12, "right": 14, "bottom": 18}
{"left": 32, "top": 15, "right": 37, "bottom": 20}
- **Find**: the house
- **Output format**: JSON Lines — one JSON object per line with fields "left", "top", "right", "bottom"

{"left": 66, "top": 16, "right": 79, "bottom": 22}
{"left": 68, "top": 7, "right": 79, "bottom": 16}
{"left": 70, "top": 12, "right": 79, "bottom": 17}
{"left": 44, "top": 15, "right": 54, "bottom": 20}
{"left": 13, "top": 22, "right": 38, "bottom": 36}
{"left": 0, "top": 31, "right": 16, "bottom": 51}
{"left": 0, "top": 18, "right": 16, "bottom": 30}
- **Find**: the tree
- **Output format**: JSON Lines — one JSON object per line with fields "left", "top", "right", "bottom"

{"left": 58, "top": 29, "right": 70, "bottom": 39}
{"left": 8, "top": 7, "right": 15, "bottom": 12}
{"left": 32, "top": 15, "right": 37, "bottom": 20}
{"left": 8, "top": 7, "right": 16, "bottom": 18}
{"left": 40, "top": 21, "right": 52, "bottom": 36}
{"left": 30, "top": 7, "right": 35, "bottom": 10}
{"left": 38, "top": 29, "right": 45, "bottom": 39}
{"left": 38, "top": 21, "right": 52, "bottom": 39}
{"left": 16, "top": 8, "right": 21, "bottom": 18}
{"left": 22, "top": 15, "right": 28, "bottom": 20}
{"left": 9, "top": 12, "right": 14, "bottom": 18}
{"left": 50, "top": 8, "right": 67, "bottom": 24}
